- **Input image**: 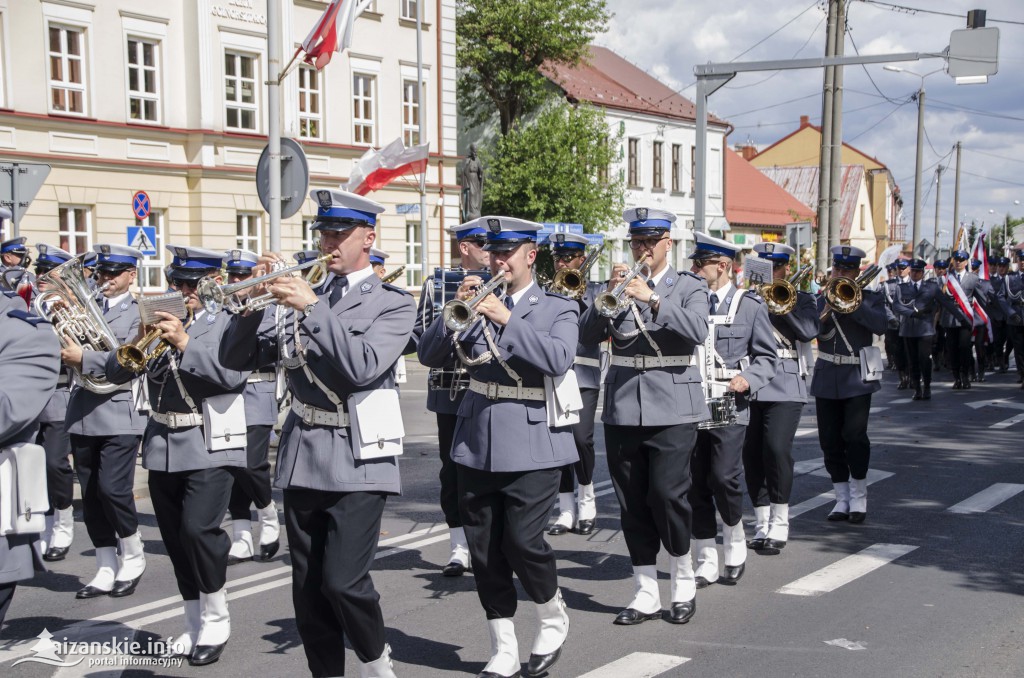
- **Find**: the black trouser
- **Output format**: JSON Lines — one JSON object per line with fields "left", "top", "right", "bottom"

{"left": 71, "top": 434, "right": 141, "bottom": 548}
{"left": 228, "top": 425, "right": 274, "bottom": 520}
{"left": 904, "top": 336, "right": 934, "bottom": 386}
{"left": 0, "top": 582, "right": 15, "bottom": 628}
{"left": 946, "top": 325, "right": 973, "bottom": 377}
{"left": 558, "top": 387, "right": 599, "bottom": 492}
{"left": 691, "top": 424, "right": 747, "bottom": 539}
{"left": 988, "top": 320, "right": 1007, "bottom": 367}
{"left": 148, "top": 468, "right": 233, "bottom": 600}
{"left": 933, "top": 324, "right": 946, "bottom": 367}
{"left": 436, "top": 412, "right": 461, "bottom": 528}
{"left": 37, "top": 421, "right": 73, "bottom": 512}
{"left": 972, "top": 327, "right": 987, "bottom": 376}
{"left": 284, "top": 489, "right": 387, "bottom": 677}
{"left": 743, "top": 401, "right": 803, "bottom": 506}
{"left": 1008, "top": 325, "right": 1024, "bottom": 374}
{"left": 815, "top": 394, "right": 872, "bottom": 482}
{"left": 458, "top": 466, "right": 560, "bottom": 619}
{"left": 605, "top": 423, "right": 696, "bottom": 565}
{"left": 885, "top": 329, "right": 906, "bottom": 371}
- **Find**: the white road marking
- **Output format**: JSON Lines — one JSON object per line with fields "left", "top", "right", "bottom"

{"left": 794, "top": 459, "right": 824, "bottom": 475}
{"left": 777, "top": 543, "right": 918, "bottom": 597}
{"left": 869, "top": 407, "right": 887, "bottom": 414}
{"left": 991, "top": 413, "right": 1024, "bottom": 429}
{"left": 789, "top": 469, "right": 894, "bottom": 519}
{"left": 947, "top": 483, "right": 1024, "bottom": 514}
{"left": 794, "top": 428, "right": 817, "bottom": 437}
{"left": 888, "top": 398, "right": 913, "bottom": 404}
{"left": 824, "top": 638, "right": 867, "bottom": 651}
{"left": 577, "top": 652, "right": 690, "bottom": 678}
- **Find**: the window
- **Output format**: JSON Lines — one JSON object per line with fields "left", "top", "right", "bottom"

{"left": 652, "top": 141, "right": 663, "bottom": 190}
{"left": 690, "top": 145, "right": 697, "bottom": 194}
{"left": 402, "top": 79, "right": 420, "bottom": 146}
{"left": 352, "top": 73, "right": 376, "bottom": 145}
{"left": 401, "top": 0, "right": 419, "bottom": 20}
{"left": 48, "top": 25, "right": 87, "bottom": 115}
{"left": 298, "top": 65, "right": 322, "bottom": 140}
{"left": 126, "top": 38, "right": 160, "bottom": 123}
{"left": 597, "top": 136, "right": 609, "bottom": 184}
{"left": 627, "top": 138, "right": 639, "bottom": 188}
{"left": 671, "top": 144, "right": 681, "bottom": 193}
{"left": 406, "top": 221, "right": 422, "bottom": 287}
{"left": 135, "top": 210, "right": 166, "bottom": 291}
{"left": 58, "top": 206, "right": 91, "bottom": 255}
{"left": 236, "top": 212, "right": 261, "bottom": 251}
{"left": 302, "top": 218, "right": 318, "bottom": 251}
{"left": 225, "top": 51, "right": 258, "bottom": 131}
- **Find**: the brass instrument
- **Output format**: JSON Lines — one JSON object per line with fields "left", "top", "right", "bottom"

{"left": 197, "top": 254, "right": 333, "bottom": 314}
{"left": 820, "top": 264, "right": 881, "bottom": 322}
{"left": 550, "top": 243, "right": 605, "bottom": 300}
{"left": 116, "top": 292, "right": 191, "bottom": 373}
{"left": 595, "top": 254, "right": 651, "bottom": 317}
{"left": 442, "top": 271, "right": 508, "bottom": 332}
{"left": 760, "top": 264, "right": 812, "bottom": 315}
{"left": 32, "top": 258, "right": 122, "bottom": 394}
{"left": 381, "top": 265, "right": 406, "bottom": 284}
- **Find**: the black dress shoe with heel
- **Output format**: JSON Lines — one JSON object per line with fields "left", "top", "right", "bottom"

{"left": 256, "top": 540, "right": 280, "bottom": 561}
{"left": 573, "top": 519, "right": 595, "bottom": 535}
{"left": 719, "top": 563, "right": 745, "bottom": 585}
{"left": 76, "top": 585, "right": 112, "bottom": 599}
{"left": 43, "top": 546, "right": 69, "bottom": 562}
{"left": 666, "top": 599, "right": 696, "bottom": 624}
{"left": 526, "top": 646, "right": 562, "bottom": 676}
{"left": 189, "top": 643, "right": 226, "bottom": 666}
{"left": 746, "top": 537, "right": 766, "bottom": 550}
{"left": 694, "top": 576, "right": 714, "bottom": 589}
{"left": 109, "top": 575, "right": 142, "bottom": 598}
{"left": 547, "top": 523, "right": 570, "bottom": 536}
{"left": 827, "top": 509, "right": 849, "bottom": 521}
{"left": 613, "top": 608, "right": 661, "bottom": 626}
{"left": 849, "top": 512, "right": 866, "bottom": 524}
{"left": 442, "top": 561, "right": 468, "bottom": 577}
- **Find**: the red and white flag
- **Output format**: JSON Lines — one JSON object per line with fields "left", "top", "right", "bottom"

{"left": 942, "top": 274, "right": 975, "bottom": 324}
{"left": 345, "top": 138, "right": 430, "bottom": 196}
{"left": 971, "top": 232, "right": 990, "bottom": 280}
{"left": 298, "top": 0, "right": 374, "bottom": 70}
{"left": 973, "top": 298, "right": 993, "bottom": 342}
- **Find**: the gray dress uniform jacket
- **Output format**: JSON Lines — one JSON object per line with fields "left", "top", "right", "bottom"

{"left": 579, "top": 266, "right": 710, "bottom": 427}
{"left": 999, "top": 272, "right": 1024, "bottom": 325}
{"left": 242, "top": 308, "right": 282, "bottom": 427}
{"left": 417, "top": 282, "right": 580, "bottom": 473}
{"left": 572, "top": 281, "right": 605, "bottom": 390}
{"left": 0, "top": 293, "right": 59, "bottom": 584}
{"left": 38, "top": 365, "right": 70, "bottom": 424}
{"left": 410, "top": 277, "right": 464, "bottom": 416}
{"left": 882, "top": 279, "right": 901, "bottom": 331}
{"left": 105, "top": 311, "right": 249, "bottom": 473}
{"left": 810, "top": 290, "right": 888, "bottom": 399}
{"left": 894, "top": 279, "right": 939, "bottom": 338}
{"left": 221, "top": 274, "right": 416, "bottom": 494}
{"left": 987, "top": 273, "right": 1007, "bottom": 322}
{"left": 66, "top": 294, "right": 148, "bottom": 436}
{"left": 936, "top": 271, "right": 981, "bottom": 328}
{"left": 752, "top": 291, "right": 819, "bottom": 404}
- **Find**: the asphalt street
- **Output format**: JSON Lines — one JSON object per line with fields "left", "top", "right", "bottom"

{"left": 2, "top": 361, "right": 1023, "bottom": 677}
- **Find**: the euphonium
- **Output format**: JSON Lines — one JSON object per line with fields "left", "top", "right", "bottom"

{"left": 760, "top": 264, "right": 812, "bottom": 315}
{"left": 550, "top": 242, "right": 605, "bottom": 300}
{"left": 197, "top": 254, "right": 333, "bottom": 314}
{"left": 820, "top": 264, "right": 881, "bottom": 322}
{"left": 33, "top": 258, "right": 122, "bottom": 394}
{"left": 442, "top": 271, "right": 507, "bottom": 332}
{"left": 595, "top": 254, "right": 651, "bottom": 317}
{"left": 381, "top": 265, "right": 406, "bottom": 284}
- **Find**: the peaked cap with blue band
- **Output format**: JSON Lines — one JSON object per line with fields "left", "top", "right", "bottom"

{"left": 690, "top": 232, "right": 738, "bottom": 260}
{"left": 1002, "top": 255, "right": 1013, "bottom": 264}
{"left": 167, "top": 245, "right": 225, "bottom": 280}
{"left": 223, "top": 249, "right": 259, "bottom": 274}
{"left": 971, "top": 259, "right": 982, "bottom": 269}
{"left": 550, "top": 232, "right": 589, "bottom": 251}
{"left": 951, "top": 249, "right": 970, "bottom": 260}
{"left": 310, "top": 189, "right": 384, "bottom": 231}
{"left": 753, "top": 241, "right": 794, "bottom": 262}
{"left": 294, "top": 249, "right": 322, "bottom": 264}
{"left": 624, "top": 206, "right": 676, "bottom": 237}
{"left": 34, "top": 243, "right": 73, "bottom": 269}
{"left": 481, "top": 216, "right": 543, "bottom": 252}
{"left": 831, "top": 245, "right": 866, "bottom": 267}
{"left": 448, "top": 220, "right": 489, "bottom": 241}
{"left": 94, "top": 244, "right": 143, "bottom": 271}
{"left": 369, "top": 247, "right": 390, "bottom": 265}
{"left": 1015, "top": 248, "right": 1024, "bottom": 259}
{"left": 885, "top": 262, "right": 898, "bottom": 271}
{"left": 1, "top": 236, "right": 27, "bottom": 254}
{"left": 909, "top": 258, "right": 927, "bottom": 271}
{"left": 933, "top": 258, "right": 949, "bottom": 269}
{"left": 897, "top": 259, "right": 909, "bottom": 269}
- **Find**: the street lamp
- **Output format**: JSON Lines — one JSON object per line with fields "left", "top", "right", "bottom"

{"left": 989, "top": 199, "right": 1020, "bottom": 255}
{"left": 883, "top": 65, "right": 945, "bottom": 255}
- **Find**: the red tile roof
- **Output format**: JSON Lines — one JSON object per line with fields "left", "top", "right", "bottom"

{"left": 543, "top": 46, "right": 729, "bottom": 127}
{"left": 725, "top": 149, "right": 816, "bottom": 228}
{"left": 758, "top": 164, "right": 865, "bottom": 240}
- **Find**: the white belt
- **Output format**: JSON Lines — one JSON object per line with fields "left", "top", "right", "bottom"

{"left": 818, "top": 352, "right": 860, "bottom": 365}
{"left": 573, "top": 357, "right": 601, "bottom": 368}
{"left": 290, "top": 398, "right": 350, "bottom": 427}
{"left": 57, "top": 375, "right": 70, "bottom": 387}
{"left": 609, "top": 354, "right": 696, "bottom": 370}
{"left": 247, "top": 371, "right": 277, "bottom": 384}
{"left": 777, "top": 349, "right": 797, "bottom": 359}
{"left": 468, "top": 378, "right": 545, "bottom": 402}
{"left": 712, "top": 367, "right": 741, "bottom": 380}
{"left": 151, "top": 411, "right": 203, "bottom": 429}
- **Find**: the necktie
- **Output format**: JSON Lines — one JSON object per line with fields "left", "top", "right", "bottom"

{"left": 709, "top": 292, "right": 719, "bottom": 315}
{"left": 328, "top": 276, "right": 348, "bottom": 307}
{"left": 647, "top": 279, "right": 656, "bottom": 291}
{"left": 503, "top": 296, "right": 514, "bottom": 312}
{"left": 102, "top": 298, "right": 110, "bottom": 313}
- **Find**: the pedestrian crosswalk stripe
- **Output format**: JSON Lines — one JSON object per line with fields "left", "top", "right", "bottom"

{"left": 777, "top": 543, "right": 918, "bottom": 597}
{"left": 789, "top": 469, "right": 894, "bottom": 519}
{"left": 946, "top": 483, "right": 1024, "bottom": 514}
{"left": 577, "top": 652, "right": 690, "bottom": 677}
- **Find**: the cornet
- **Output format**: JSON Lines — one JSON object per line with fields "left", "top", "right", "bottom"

{"left": 759, "top": 264, "right": 812, "bottom": 315}
{"left": 595, "top": 254, "right": 651, "bottom": 317}
{"left": 820, "top": 264, "right": 880, "bottom": 322}
{"left": 116, "top": 292, "right": 192, "bottom": 373}
{"left": 197, "top": 254, "right": 333, "bottom": 314}
{"left": 550, "top": 243, "right": 605, "bottom": 300}
{"left": 442, "top": 271, "right": 507, "bottom": 332}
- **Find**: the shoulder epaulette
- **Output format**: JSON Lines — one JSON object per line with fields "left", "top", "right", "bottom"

{"left": 743, "top": 291, "right": 765, "bottom": 304}
{"left": 381, "top": 282, "right": 412, "bottom": 296}
{"left": 7, "top": 309, "right": 48, "bottom": 326}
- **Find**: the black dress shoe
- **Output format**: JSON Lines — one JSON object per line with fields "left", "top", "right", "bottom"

{"left": 667, "top": 599, "right": 696, "bottom": 624}
{"left": 912, "top": 389, "right": 922, "bottom": 400}
{"left": 746, "top": 537, "right": 766, "bottom": 550}
{"left": 109, "top": 575, "right": 142, "bottom": 598}
{"left": 526, "top": 646, "right": 562, "bottom": 676}
{"left": 719, "top": 563, "right": 745, "bottom": 585}
{"left": 952, "top": 378, "right": 963, "bottom": 390}
{"left": 442, "top": 561, "right": 468, "bottom": 577}
{"left": 613, "top": 608, "right": 661, "bottom": 625}
{"left": 849, "top": 512, "right": 866, "bottom": 524}
{"left": 765, "top": 539, "right": 787, "bottom": 551}
{"left": 189, "top": 643, "right": 226, "bottom": 666}
{"left": 256, "top": 540, "right": 280, "bottom": 561}
{"left": 226, "top": 553, "right": 250, "bottom": 566}
{"left": 478, "top": 671, "right": 521, "bottom": 678}
{"left": 76, "top": 585, "right": 111, "bottom": 599}
{"left": 43, "top": 546, "right": 69, "bottom": 562}
{"left": 547, "top": 523, "right": 571, "bottom": 536}
{"left": 694, "top": 576, "right": 714, "bottom": 589}
{"left": 923, "top": 385, "right": 931, "bottom": 400}
{"left": 827, "top": 510, "right": 849, "bottom": 522}
{"left": 573, "top": 519, "right": 595, "bottom": 535}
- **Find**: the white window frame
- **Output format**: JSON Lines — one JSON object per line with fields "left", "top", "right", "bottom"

{"left": 401, "top": 78, "right": 420, "bottom": 146}
{"left": 406, "top": 221, "right": 422, "bottom": 288}
{"left": 352, "top": 72, "right": 376, "bottom": 146}
{"left": 58, "top": 205, "right": 92, "bottom": 256}
{"left": 46, "top": 23, "right": 88, "bottom": 116}
{"left": 0, "top": 11, "right": 8, "bottom": 109}
{"left": 224, "top": 50, "right": 259, "bottom": 132}
{"left": 297, "top": 65, "right": 323, "bottom": 140}
{"left": 126, "top": 37, "right": 161, "bottom": 124}
{"left": 400, "top": 0, "right": 419, "bottom": 21}
{"left": 301, "top": 218, "right": 317, "bottom": 251}
{"left": 135, "top": 209, "right": 166, "bottom": 292}
{"left": 236, "top": 212, "right": 262, "bottom": 251}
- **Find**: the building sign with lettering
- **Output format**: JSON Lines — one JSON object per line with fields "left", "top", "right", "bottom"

{"left": 211, "top": 0, "right": 267, "bottom": 26}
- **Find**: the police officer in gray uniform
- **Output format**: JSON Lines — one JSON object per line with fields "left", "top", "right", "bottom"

{"left": 0, "top": 216, "right": 36, "bottom": 292}
{"left": 219, "top": 250, "right": 281, "bottom": 566}
{"left": 546, "top": 231, "right": 603, "bottom": 537}
{"left": 999, "top": 248, "right": 1024, "bottom": 387}
{"left": 221, "top": 190, "right": 414, "bottom": 678}
{"left": 936, "top": 249, "right": 981, "bottom": 390}
{"left": 893, "top": 259, "right": 939, "bottom": 401}
{"left": 0, "top": 289, "right": 60, "bottom": 626}
{"left": 970, "top": 259, "right": 994, "bottom": 382}
{"left": 744, "top": 243, "right": 818, "bottom": 554}
{"left": 812, "top": 245, "right": 887, "bottom": 524}
{"left": 61, "top": 244, "right": 149, "bottom": 599}
{"left": 419, "top": 216, "right": 577, "bottom": 678}
{"left": 580, "top": 207, "right": 709, "bottom": 627}
{"left": 688, "top": 233, "right": 777, "bottom": 586}
{"left": 882, "top": 262, "right": 909, "bottom": 387}
{"left": 410, "top": 221, "right": 492, "bottom": 576}
{"left": 106, "top": 245, "right": 250, "bottom": 666}
{"left": 986, "top": 256, "right": 1008, "bottom": 373}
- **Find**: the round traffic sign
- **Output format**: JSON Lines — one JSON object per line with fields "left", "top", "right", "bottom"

{"left": 132, "top": 191, "right": 151, "bottom": 220}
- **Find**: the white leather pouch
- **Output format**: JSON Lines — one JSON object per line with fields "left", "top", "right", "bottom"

{"left": 0, "top": 443, "right": 49, "bottom": 536}
{"left": 202, "top": 393, "right": 248, "bottom": 451}
{"left": 348, "top": 389, "right": 405, "bottom": 460}
{"left": 545, "top": 370, "right": 583, "bottom": 428}
{"left": 859, "top": 345, "right": 884, "bottom": 382}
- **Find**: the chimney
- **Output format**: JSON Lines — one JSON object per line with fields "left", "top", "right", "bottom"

{"left": 740, "top": 145, "right": 758, "bottom": 161}
{"left": 799, "top": 115, "right": 810, "bottom": 128}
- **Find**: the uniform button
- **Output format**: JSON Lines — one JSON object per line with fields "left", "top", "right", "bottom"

{"left": 312, "top": 325, "right": 320, "bottom": 334}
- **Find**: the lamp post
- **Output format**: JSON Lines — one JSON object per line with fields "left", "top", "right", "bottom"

{"left": 989, "top": 199, "right": 1021, "bottom": 255}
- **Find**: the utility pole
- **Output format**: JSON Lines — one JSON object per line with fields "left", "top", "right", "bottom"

{"left": 828, "top": 0, "right": 846, "bottom": 252}
{"left": 951, "top": 141, "right": 962, "bottom": 246}
{"left": 933, "top": 165, "right": 944, "bottom": 248}
{"left": 911, "top": 86, "right": 926, "bottom": 255}
{"left": 267, "top": 0, "right": 282, "bottom": 252}
{"left": 815, "top": 0, "right": 838, "bottom": 273}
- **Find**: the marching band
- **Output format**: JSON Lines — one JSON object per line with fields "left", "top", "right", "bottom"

{"left": 2, "top": 196, "right": 1023, "bottom": 678}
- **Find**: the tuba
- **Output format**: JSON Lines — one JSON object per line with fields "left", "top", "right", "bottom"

{"left": 595, "top": 254, "right": 651, "bottom": 317}
{"left": 820, "top": 264, "right": 881, "bottom": 322}
{"left": 33, "top": 258, "right": 122, "bottom": 394}
{"left": 759, "top": 264, "right": 812, "bottom": 315}
{"left": 550, "top": 243, "right": 605, "bottom": 300}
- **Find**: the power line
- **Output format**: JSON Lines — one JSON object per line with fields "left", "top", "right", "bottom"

{"left": 926, "top": 99, "right": 1024, "bottom": 123}
{"left": 856, "top": 0, "right": 1024, "bottom": 26}
{"left": 966, "top": 148, "right": 1024, "bottom": 166}
{"left": 960, "top": 170, "right": 1024, "bottom": 188}
{"left": 846, "top": 100, "right": 911, "bottom": 142}
{"left": 846, "top": 26, "right": 905, "bottom": 105}
{"left": 725, "top": 13, "right": 826, "bottom": 90}
{"left": 720, "top": 91, "right": 822, "bottom": 119}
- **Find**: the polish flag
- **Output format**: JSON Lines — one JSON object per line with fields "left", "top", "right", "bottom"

{"left": 973, "top": 299, "right": 993, "bottom": 342}
{"left": 942, "top": 273, "right": 975, "bottom": 324}
{"left": 345, "top": 138, "right": 430, "bottom": 196}
{"left": 298, "top": 0, "right": 373, "bottom": 70}
{"left": 970, "top": 232, "right": 990, "bottom": 280}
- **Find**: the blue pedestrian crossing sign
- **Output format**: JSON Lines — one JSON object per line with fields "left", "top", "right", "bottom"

{"left": 127, "top": 226, "right": 157, "bottom": 256}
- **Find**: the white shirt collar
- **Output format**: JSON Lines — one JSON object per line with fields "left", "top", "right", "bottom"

{"left": 648, "top": 266, "right": 669, "bottom": 288}
{"left": 509, "top": 281, "right": 536, "bottom": 307}
{"left": 104, "top": 290, "right": 132, "bottom": 309}
{"left": 327, "top": 265, "right": 375, "bottom": 297}
{"left": 711, "top": 280, "right": 734, "bottom": 301}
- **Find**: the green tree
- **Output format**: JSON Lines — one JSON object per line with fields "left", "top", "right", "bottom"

{"left": 457, "top": 0, "right": 610, "bottom": 135}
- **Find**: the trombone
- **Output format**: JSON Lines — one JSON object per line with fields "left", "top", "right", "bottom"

{"left": 550, "top": 243, "right": 604, "bottom": 300}
{"left": 442, "top": 271, "right": 507, "bottom": 332}
{"left": 820, "top": 264, "right": 881, "bottom": 322}
{"left": 595, "top": 254, "right": 651, "bottom": 317}
{"left": 381, "top": 265, "right": 406, "bottom": 284}
{"left": 759, "top": 264, "right": 812, "bottom": 315}
{"left": 197, "top": 254, "right": 333, "bottom": 314}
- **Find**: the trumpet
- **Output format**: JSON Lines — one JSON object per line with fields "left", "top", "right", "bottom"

{"left": 595, "top": 254, "right": 651, "bottom": 317}
{"left": 550, "top": 243, "right": 605, "bottom": 300}
{"left": 442, "top": 271, "right": 507, "bottom": 332}
{"left": 820, "top": 264, "right": 880, "bottom": 322}
{"left": 381, "top": 265, "right": 406, "bottom": 284}
{"left": 197, "top": 254, "right": 333, "bottom": 314}
{"left": 116, "top": 292, "right": 192, "bottom": 372}
{"left": 759, "top": 264, "right": 812, "bottom": 315}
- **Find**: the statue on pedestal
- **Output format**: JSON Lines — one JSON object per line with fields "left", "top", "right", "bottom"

{"left": 460, "top": 144, "right": 484, "bottom": 223}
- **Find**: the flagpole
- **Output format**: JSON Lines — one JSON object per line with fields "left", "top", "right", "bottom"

{"left": 267, "top": 0, "right": 283, "bottom": 253}
{"left": 417, "top": 0, "right": 428, "bottom": 284}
